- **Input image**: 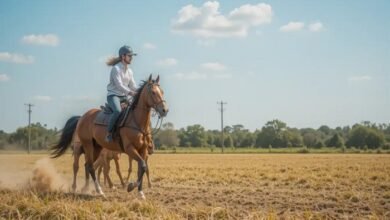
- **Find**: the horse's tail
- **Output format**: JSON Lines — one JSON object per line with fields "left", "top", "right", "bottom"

{"left": 50, "top": 116, "right": 81, "bottom": 158}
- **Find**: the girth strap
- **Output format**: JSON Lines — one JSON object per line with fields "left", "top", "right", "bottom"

{"left": 118, "top": 133, "right": 125, "bottom": 153}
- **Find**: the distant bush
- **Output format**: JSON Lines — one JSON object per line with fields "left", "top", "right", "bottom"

{"left": 159, "top": 145, "right": 168, "bottom": 151}
{"left": 382, "top": 143, "right": 390, "bottom": 150}
{"left": 297, "top": 147, "right": 309, "bottom": 154}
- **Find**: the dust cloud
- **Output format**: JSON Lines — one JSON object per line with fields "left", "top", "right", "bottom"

{"left": 0, "top": 157, "right": 69, "bottom": 192}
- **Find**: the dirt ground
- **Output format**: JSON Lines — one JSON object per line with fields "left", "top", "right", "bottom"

{"left": 0, "top": 153, "right": 389, "bottom": 219}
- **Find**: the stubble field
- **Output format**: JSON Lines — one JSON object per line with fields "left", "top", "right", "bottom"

{"left": 0, "top": 153, "right": 389, "bottom": 219}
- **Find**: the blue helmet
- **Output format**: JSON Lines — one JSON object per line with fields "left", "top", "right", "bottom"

{"left": 118, "top": 45, "right": 137, "bottom": 57}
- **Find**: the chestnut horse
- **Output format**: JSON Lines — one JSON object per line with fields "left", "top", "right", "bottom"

{"left": 51, "top": 75, "right": 168, "bottom": 199}
{"left": 95, "top": 143, "right": 154, "bottom": 189}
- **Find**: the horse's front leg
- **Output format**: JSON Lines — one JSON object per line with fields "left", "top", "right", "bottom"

{"left": 103, "top": 157, "right": 115, "bottom": 189}
{"left": 125, "top": 145, "right": 147, "bottom": 199}
{"left": 126, "top": 156, "right": 133, "bottom": 184}
{"left": 145, "top": 156, "right": 152, "bottom": 188}
{"left": 114, "top": 158, "right": 125, "bottom": 188}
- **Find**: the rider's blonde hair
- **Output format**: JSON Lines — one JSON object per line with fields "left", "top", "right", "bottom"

{"left": 106, "top": 56, "right": 121, "bottom": 66}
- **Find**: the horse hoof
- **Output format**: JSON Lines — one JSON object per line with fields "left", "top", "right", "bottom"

{"left": 98, "top": 192, "right": 106, "bottom": 199}
{"left": 127, "top": 182, "right": 137, "bottom": 192}
{"left": 139, "top": 191, "right": 146, "bottom": 200}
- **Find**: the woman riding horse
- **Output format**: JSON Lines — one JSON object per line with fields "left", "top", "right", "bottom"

{"left": 51, "top": 74, "right": 168, "bottom": 199}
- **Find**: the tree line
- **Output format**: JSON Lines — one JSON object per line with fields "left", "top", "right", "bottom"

{"left": 0, "top": 123, "right": 58, "bottom": 150}
{"left": 154, "top": 120, "right": 390, "bottom": 150}
{"left": 1, "top": 120, "right": 389, "bottom": 150}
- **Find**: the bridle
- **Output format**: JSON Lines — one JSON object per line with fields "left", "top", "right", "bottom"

{"left": 146, "top": 82, "right": 166, "bottom": 135}
{"left": 146, "top": 82, "right": 167, "bottom": 115}
{"left": 127, "top": 82, "right": 166, "bottom": 136}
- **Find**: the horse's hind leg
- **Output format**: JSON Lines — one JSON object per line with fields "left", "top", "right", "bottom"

{"left": 84, "top": 141, "right": 104, "bottom": 196}
{"left": 93, "top": 157, "right": 103, "bottom": 185}
{"left": 81, "top": 158, "right": 90, "bottom": 193}
{"left": 72, "top": 143, "right": 82, "bottom": 192}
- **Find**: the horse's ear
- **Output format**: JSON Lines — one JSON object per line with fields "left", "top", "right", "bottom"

{"left": 148, "top": 74, "right": 152, "bottom": 83}
{"left": 156, "top": 75, "right": 160, "bottom": 83}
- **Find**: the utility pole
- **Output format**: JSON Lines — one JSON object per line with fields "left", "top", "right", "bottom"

{"left": 25, "top": 103, "right": 34, "bottom": 154}
{"left": 217, "top": 101, "right": 227, "bottom": 153}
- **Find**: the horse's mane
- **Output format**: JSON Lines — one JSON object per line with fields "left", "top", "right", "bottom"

{"left": 129, "top": 80, "right": 154, "bottom": 110}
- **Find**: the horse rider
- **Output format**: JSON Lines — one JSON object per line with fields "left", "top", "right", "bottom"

{"left": 105, "top": 45, "right": 138, "bottom": 142}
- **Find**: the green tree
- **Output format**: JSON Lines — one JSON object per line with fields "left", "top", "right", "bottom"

{"left": 255, "top": 119, "right": 287, "bottom": 148}
{"left": 178, "top": 124, "right": 207, "bottom": 147}
{"left": 346, "top": 125, "right": 385, "bottom": 149}
{"left": 283, "top": 128, "right": 303, "bottom": 147}
{"left": 154, "top": 122, "right": 179, "bottom": 148}
{"left": 7, "top": 123, "right": 57, "bottom": 150}
{"left": 318, "top": 125, "right": 331, "bottom": 136}
{"left": 224, "top": 135, "right": 234, "bottom": 148}
{"left": 302, "top": 132, "right": 318, "bottom": 148}
{"left": 326, "top": 133, "right": 344, "bottom": 148}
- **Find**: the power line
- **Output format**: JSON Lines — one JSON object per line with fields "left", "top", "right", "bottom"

{"left": 25, "top": 103, "right": 34, "bottom": 154}
{"left": 217, "top": 101, "right": 227, "bottom": 153}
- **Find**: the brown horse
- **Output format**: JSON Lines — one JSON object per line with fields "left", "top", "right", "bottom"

{"left": 94, "top": 148, "right": 125, "bottom": 189}
{"left": 69, "top": 137, "right": 153, "bottom": 192}
{"left": 95, "top": 141, "right": 154, "bottom": 189}
{"left": 51, "top": 75, "right": 168, "bottom": 199}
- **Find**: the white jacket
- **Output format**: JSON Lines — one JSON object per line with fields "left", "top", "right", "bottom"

{"left": 107, "top": 62, "right": 137, "bottom": 97}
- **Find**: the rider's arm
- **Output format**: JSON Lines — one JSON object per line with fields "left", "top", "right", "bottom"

{"left": 127, "top": 68, "right": 138, "bottom": 95}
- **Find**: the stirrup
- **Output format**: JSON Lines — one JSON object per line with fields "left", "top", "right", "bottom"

{"left": 105, "top": 133, "right": 113, "bottom": 142}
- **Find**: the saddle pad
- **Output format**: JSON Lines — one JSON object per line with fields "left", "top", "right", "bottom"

{"left": 94, "top": 107, "right": 130, "bottom": 127}
{"left": 94, "top": 111, "right": 111, "bottom": 126}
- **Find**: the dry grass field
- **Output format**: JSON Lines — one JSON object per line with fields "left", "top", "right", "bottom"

{"left": 0, "top": 153, "right": 389, "bottom": 219}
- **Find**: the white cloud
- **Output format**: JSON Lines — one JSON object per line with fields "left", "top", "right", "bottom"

{"left": 171, "top": 1, "right": 273, "bottom": 38}
{"left": 308, "top": 22, "right": 324, "bottom": 32}
{"left": 0, "top": 74, "right": 10, "bottom": 82}
{"left": 21, "top": 34, "right": 59, "bottom": 46}
{"left": 144, "top": 43, "right": 156, "bottom": 49}
{"left": 229, "top": 3, "right": 273, "bottom": 25}
{"left": 34, "top": 96, "right": 52, "bottom": 102}
{"left": 157, "top": 58, "right": 178, "bottom": 67}
{"left": 280, "top": 22, "right": 305, "bottom": 32}
{"left": 174, "top": 71, "right": 232, "bottom": 80}
{"left": 0, "top": 52, "right": 34, "bottom": 64}
{"left": 201, "top": 62, "right": 227, "bottom": 71}
{"left": 348, "top": 75, "right": 372, "bottom": 81}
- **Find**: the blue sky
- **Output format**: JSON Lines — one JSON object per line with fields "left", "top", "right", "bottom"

{"left": 0, "top": 0, "right": 389, "bottom": 132}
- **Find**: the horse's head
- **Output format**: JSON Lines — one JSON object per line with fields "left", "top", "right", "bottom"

{"left": 143, "top": 74, "right": 169, "bottom": 117}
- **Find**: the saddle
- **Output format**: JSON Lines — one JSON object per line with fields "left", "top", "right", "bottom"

{"left": 94, "top": 102, "right": 131, "bottom": 138}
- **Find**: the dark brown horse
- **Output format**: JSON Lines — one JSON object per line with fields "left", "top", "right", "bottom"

{"left": 51, "top": 75, "right": 168, "bottom": 199}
